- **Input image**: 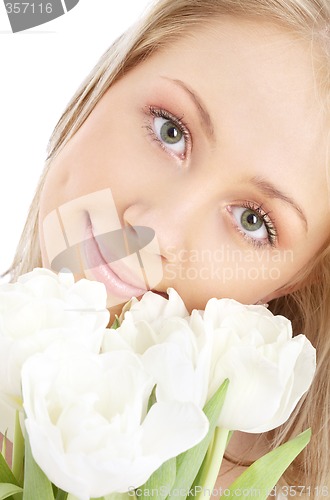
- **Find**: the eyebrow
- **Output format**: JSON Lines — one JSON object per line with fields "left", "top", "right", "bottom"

{"left": 161, "top": 76, "right": 216, "bottom": 142}
{"left": 249, "top": 176, "right": 308, "bottom": 231}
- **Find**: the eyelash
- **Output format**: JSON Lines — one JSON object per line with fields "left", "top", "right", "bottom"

{"left": 143, "top": 105, "right": 278, "bottom": 249}
{"left": 231, "top": 201, "right": 278, "bottom": 248}
{"left": 143, "top": 106, "right": 191, "bottom": 159}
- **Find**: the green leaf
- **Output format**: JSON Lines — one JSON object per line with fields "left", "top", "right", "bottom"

{"left": 12, "top": 412, "right": 24, "bottom": 486}
{"left": 55, "top": 488, "right": 68, "bottom": 500}
{"left": 167, "top": 379, "right": 229, "bottom": 499}
{"left": 110, "top": 316, "right": 120, "bottom": 329}
{"left": 0, "top": 452, "right": 19, "bottom": 486}
{"left": 147, "top": 385, "right": 157, "bottom": 413}
{"left": 226, "top": 428, "right": 311, "bottom": 499}
{"left": 22, "top": 434, "right": 54, "bottom": 500}
{"left": 0, "top": 483, "right": 23, "bottom": 500}
{"left": 139, "top": 457, "right": 176, "bottom": 500}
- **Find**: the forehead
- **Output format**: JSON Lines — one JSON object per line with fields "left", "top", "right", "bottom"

{"left": 142, "top": 17, "right": 321, "bottom": 127}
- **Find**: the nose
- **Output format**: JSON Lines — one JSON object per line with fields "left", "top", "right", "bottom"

{"left": 122, "top": 185, "right": 209, "bottom": 262}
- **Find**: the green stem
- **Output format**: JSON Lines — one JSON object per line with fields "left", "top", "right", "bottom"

{"left": 195, "top": 428, "right": 229, "bottom": 500}
{"left": 12, "top": 411, "right": 24, "bottom": 486}
{"left": 56, "top": 489, "right": 68, "bottom": 500}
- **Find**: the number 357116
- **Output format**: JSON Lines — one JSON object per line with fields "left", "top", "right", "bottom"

{"left": 5, "top": 3, "right": 53, "bottom": 14}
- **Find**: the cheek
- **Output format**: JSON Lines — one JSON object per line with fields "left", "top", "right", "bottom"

{"left": 163, "top": 248, "right": 299, "bottom": 309}
{"left": 39, "top": 160, "right": 72, "bottom": 268}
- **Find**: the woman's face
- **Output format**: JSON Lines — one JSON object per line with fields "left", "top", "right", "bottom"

{"left": 39, "top": 17, "right": 329, "bottom": 317}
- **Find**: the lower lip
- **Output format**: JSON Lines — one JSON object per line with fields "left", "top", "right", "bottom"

{"left": 83, "top": 224, "right": 148, "bottom": 300}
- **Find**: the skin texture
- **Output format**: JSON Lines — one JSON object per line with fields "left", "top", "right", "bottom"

{"left": 39, "top": 17, "right": 329, "bottom": 322}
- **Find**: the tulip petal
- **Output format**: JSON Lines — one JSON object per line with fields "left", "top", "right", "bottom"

{"left": 140, "top": 401, "right": 208, "bottom": 458}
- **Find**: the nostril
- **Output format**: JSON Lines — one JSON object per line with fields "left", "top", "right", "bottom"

{"left": 123, "top": 223, "right": 157, "bottom": 257}
{"left": 124, "top": 221, "right": 138, "bottom": 239}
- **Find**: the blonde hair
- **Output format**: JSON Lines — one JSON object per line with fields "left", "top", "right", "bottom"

{"left": 7, "top": 0, "right": 330, "bottom": 491}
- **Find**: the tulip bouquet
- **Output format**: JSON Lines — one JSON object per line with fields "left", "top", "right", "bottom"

{"left": 0, "top": 269, "right": 315, "bottom": 500}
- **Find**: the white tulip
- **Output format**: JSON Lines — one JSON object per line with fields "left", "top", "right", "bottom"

{"left": 0, "top": 268, "right": 109, "bottom": 418}
{"left": 139, "top": 310, "right": 214, "bottom": 409}
{"left": 22, "top": 341, "right": 208, "bottom": 500}
{"left": 122, "top": 287, "right": 189, "bottom": 324}
{"left": 103, "top": 288, "right": 190, "bottom": 361}
{"left": 104, "top": 291, "right": 316, "bottom": 434}
{"left": 103, "top": 287, "right": 190, "bottom": 353}
{"left": 204, "top": 298, "right": 316, "bottom": 432}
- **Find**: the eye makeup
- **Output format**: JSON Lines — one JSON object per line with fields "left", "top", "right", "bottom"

{"left": 227, "top": 202, "right": 278, "bottom": 248}
{"left": 143, "top": 105, "right": 192, "bottom": 160}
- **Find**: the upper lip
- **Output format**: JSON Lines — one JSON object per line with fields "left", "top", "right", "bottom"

{"left": 88, "top": 224, "right": 148, "bottom": 291}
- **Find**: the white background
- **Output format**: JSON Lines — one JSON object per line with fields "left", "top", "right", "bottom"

{"left": 0, "top": 0, "right": 152, "bottom": 273}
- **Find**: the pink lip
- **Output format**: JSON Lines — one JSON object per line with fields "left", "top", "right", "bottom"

{"left": 83, "top": 224, "right": 148, "bottom": 300}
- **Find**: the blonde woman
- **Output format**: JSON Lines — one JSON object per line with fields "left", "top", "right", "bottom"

{"left": 5, "top": 0, "right": 330, "bottom": 494}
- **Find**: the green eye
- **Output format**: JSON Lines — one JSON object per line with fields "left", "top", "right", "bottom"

{"left": 229, "top": 205, "right": 277, "bottom": 247}
{"left": 160, "top": 120, "right": 183, "bottom": 144}
{"left": 150, "top": 109, "right": 188, "bottom": 157}
{"left": 240, "top": 209, "right": 263, "bottom": 231}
